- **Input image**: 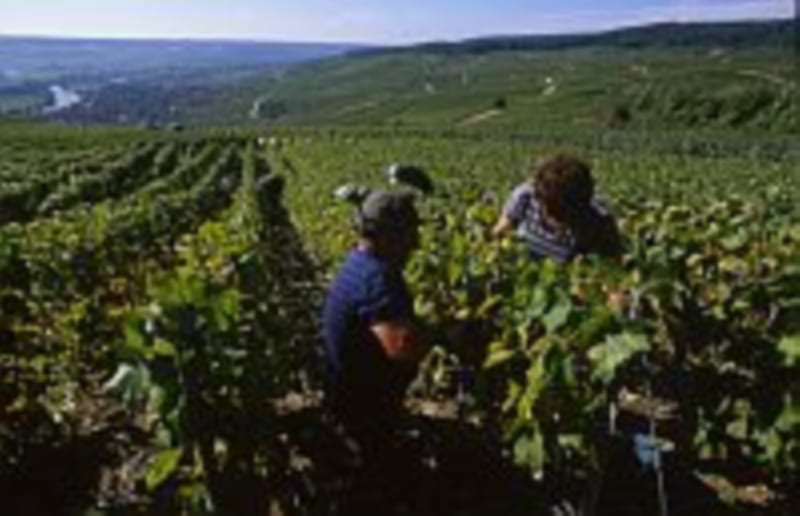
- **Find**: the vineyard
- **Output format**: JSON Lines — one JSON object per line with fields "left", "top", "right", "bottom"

{"left": 1, "top": 123, "right": 799, "bottom": 514}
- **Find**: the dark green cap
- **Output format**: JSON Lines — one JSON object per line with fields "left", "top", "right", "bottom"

{"left": 359, "top": 190, "right": 420, "bottom": 235}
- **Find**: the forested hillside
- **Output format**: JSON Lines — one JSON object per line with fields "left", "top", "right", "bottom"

{"left": 189, "top": 20, "right": 797, "bottom": 133}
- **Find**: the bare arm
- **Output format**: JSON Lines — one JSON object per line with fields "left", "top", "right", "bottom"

{"left": 370, "top": 319, "right": 429, "bottom": 363}
{"left": 492, "top": 213, "right": 515, "bottom": 238}
{"left": 494, "top": 185, "right": 528, "bottom": 238}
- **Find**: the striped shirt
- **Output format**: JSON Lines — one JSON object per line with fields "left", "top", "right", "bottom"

{"left": 503, "top": 183, "right": 621, "bottom": 263}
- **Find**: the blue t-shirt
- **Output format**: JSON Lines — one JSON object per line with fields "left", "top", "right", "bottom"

{"left": 322, "top": 248, "right": 415, "bottom": 411}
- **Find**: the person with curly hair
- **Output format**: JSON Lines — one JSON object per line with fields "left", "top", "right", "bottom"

{"left": 493, "top": 154, "right": 623, "bottom": 262}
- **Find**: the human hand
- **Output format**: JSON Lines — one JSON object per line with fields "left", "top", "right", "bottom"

{"left": 606, "top": 289, "right": 630, "bottom": 314}
{"left": 439, "top": 318, "right": 493, "bottom": 366}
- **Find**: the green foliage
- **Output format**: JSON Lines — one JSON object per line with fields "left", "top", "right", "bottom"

{"left": 198, "top": 41, "right": 797, "bottom": 134}
{"left": 778, "top": 335, "right": 800, "bottom": 367}
{"left": 2, "top": 121, "right": 799, "bottom": 510}
{"left": 587, "top": 332, "right": 649, "bottom": 385}
{"left": 0, "top": 131, "right": 300, "bottom": 512}
{"left": 276, "top": 127, "right": 800, "bottom": 501}
{"left": 111, "top": 144, "right": 319, "bottom": 511}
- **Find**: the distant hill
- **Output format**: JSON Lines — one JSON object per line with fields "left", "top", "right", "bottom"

{"left": 189, "top": 20, "right": 797, "bottom": 134}
{"left": 3, "top": 20, "right": 795, "bottom": 133}
{"left": 0, "top": 37, "right": 364, "bottom": 124}
{"left": 364, "top": 19, "right": 795, "bottom": 55}
{"left": 0, "top": 36, "right": 363, "bottom": 79}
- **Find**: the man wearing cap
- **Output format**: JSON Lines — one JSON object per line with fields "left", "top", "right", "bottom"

{"left": 322, "top": 189, "right": 429, "bottom": 430}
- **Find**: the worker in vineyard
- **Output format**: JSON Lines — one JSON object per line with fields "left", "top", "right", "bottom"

{"left": 322, "top": 189, "right": 429, "bottom": 433}
{"left": 492, "top": 154, "right": 623, "bottom": 262}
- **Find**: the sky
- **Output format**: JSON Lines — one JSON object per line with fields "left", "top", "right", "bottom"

{"left": 0, "top": 0, "right": 794, "bottom": 43}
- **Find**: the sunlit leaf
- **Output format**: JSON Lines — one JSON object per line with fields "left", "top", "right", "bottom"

{"left": 778, "top": 335, "right": 800, "bottom": 367}
{"left": 543, "top": 295, "right": 572, "bottom": 334}
{"left": 146, "top": 447, "right": 184, "bottom": 490}
{"left": 588, "top": 332, "right": 650, "bottom": 385}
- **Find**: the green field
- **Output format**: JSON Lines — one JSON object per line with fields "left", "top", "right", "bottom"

{"left": 1, "top": 120, "right": 798, "bottom": 513}
{"left": 0, "top": 94, "right": 46, "bottom": 115}
{"left": 193, "top": 45, "right": 797, "bottom": 135}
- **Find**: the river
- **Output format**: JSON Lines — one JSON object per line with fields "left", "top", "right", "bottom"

{"left": 43, "top": 85, "right": 82, "bottom": 113}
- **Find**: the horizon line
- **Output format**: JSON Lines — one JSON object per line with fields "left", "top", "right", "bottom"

{"left": 0, "top": 16, "right": 791, "bottom": 47}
